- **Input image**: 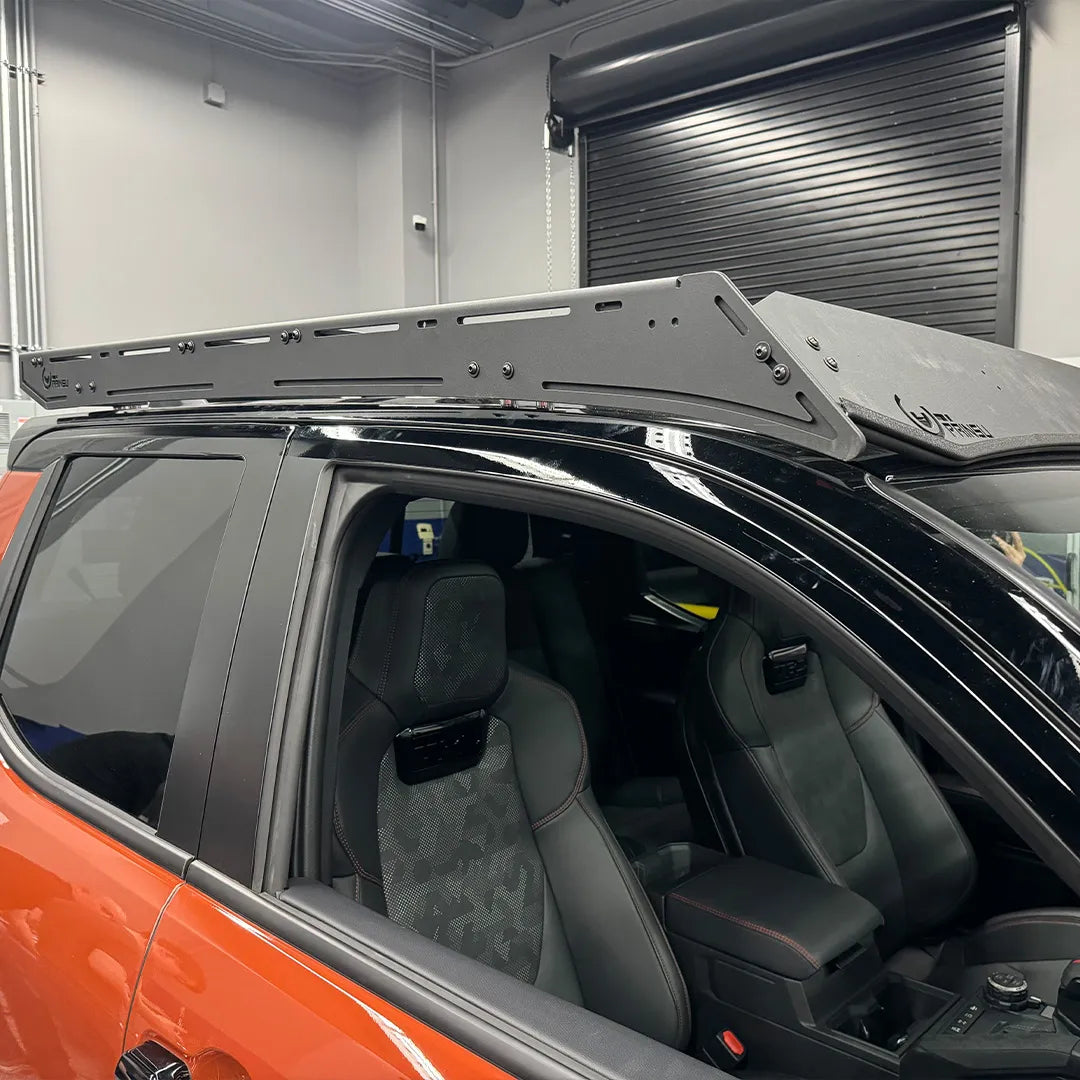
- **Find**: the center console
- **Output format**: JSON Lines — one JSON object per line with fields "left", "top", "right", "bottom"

{"left": 635, "top": 844, "right": 1080, "bottom": 1078}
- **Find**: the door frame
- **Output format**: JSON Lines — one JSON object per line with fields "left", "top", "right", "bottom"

{"left": 0, "top": 423, "right": 290, "bottom": 870}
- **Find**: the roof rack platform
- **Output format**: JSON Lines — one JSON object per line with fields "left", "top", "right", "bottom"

{"left": 21, "top": 271, "right": 1080, "bottom": 464}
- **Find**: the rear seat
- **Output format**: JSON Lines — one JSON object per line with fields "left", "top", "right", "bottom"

{"left": 441, "top": 502, "right": 692, "bottom": 855}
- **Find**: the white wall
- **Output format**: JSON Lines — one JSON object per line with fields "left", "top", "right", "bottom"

{"left": 1015, "top": 0, "right": 1080, "bottom": 358}
{"left": 25, "top": 0, "right": 433, "bottom": 348}
{"left": 0, "top": 0, "right": 494, "bottom": 350}
{"left": 354, "top": 73, "right": 437, "bottom": 311}
{"left": 442, "top": 39, "right": 574, "bottom": 302}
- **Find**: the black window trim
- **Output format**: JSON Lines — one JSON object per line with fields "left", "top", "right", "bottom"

{"left": 0, "top": 436, "right": 287, "bottom": 874}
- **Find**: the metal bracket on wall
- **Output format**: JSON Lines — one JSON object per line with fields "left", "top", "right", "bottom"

{"left": 544, "top": 111, "right": 574, "bottom": 155}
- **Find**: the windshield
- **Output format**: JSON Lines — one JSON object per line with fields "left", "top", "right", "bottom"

{"left": 896, "top": 467, "right": 1080, "bottom": 610}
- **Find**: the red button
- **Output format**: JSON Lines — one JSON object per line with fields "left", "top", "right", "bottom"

{"left": 722, "top": 1030, "right": 745, "bottom": 1058}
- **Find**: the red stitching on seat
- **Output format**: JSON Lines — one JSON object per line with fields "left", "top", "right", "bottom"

{"left": 669, "top": 893, "right": 819, "bottom": 969}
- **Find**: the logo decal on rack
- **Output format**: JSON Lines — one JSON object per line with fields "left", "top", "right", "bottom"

{"left": 894, "top": 395, "right": 992, "bottom": 442}
{"left": 40, "top": 369, "right": 69, "bottom": 391}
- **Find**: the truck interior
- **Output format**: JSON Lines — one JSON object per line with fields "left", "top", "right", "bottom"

{"left": 290, "top": 489, "right": 1080, "bottom": 1079}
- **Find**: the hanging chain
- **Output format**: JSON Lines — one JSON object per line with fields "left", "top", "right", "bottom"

{"left": 544, "top": 141, "right": 553, "bottom": 293}
{"left": 568, "top": 138, "right": 578, "bottom": 289}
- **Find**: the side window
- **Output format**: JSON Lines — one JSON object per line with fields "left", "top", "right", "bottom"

{"left": 637, "top": 543, "right": 729, "bottom": 619}
{"left": 379, "top": 497, "right": 455, "bottom": 560}
{"left": 0, "top": 455, "right": 243, "bottom": 826}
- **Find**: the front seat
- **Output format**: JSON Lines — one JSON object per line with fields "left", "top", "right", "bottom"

{"left": 681, "top": 588, "right": 1080, "bottom": 1000}
{"left": 332, "top": 557, "right": 690, "bottom": 1047}
{"left": 441, "top": 502, "right": 692, "bottom": 855}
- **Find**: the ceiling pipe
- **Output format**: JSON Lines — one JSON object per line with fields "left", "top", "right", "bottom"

{"left": 430, "top": 47, "right": 441, "bottom": 304}
{"left": 0, "top": 0, "right": 22, "bottom": 390}
{"left": 309, "top": 0, "right": 488, "bottom": 57}
{"left": 100, "top": 0, "right": 444, "bottom": 82}
{"left": 26, "top": 0, "right": 44, "bottom": 348}
{"left": 437, "top": 0, "right": 683, "bottom": 68}
{"left": 442, "top": 0, "right": 525, "bottom": 18}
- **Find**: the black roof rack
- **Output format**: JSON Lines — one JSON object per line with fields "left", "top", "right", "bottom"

{"left": 20, "top": 270, "right": 1080, "bottom": 464}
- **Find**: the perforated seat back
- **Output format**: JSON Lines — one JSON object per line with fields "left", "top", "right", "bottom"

{"left": 333, "top": 558, "right": 690, "bottom": 1047}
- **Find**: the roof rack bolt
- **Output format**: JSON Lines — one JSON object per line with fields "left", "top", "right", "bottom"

{"left": 772, "top": 364, "right": 791, "bottom": 385}
{"left": 88, "top": 381, "right": 96, "bottom": 392}
{"left": 806, "top": 335, "right": 821, "bottom": 350}
{"left": 754, "top": 341, "right": 772, "bottom": 362}
{"left": 280, "top": 331, "right": 290, "bottom": 344}
{"left": 501, "top": 362, "right": 515, "bottom": 379}
{"left": 74, "top": 383, "right": 82, "bottom": 393}
{"left": 467, "top": 361, "right": 480, "bottom": 378}
{"left": 289, "top": 328, "right": 302, "bottom": 343}
{"left": 824, "top": 356, "right": 839, "bottom": 372}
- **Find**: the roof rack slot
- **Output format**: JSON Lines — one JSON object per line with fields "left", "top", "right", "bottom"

{"left": 119, "top": 346, "right": 171, "bottom": 357}
{"left": 715, "top": 296, "right": 747, "bottom": 336}
{"left": 595, "top": 300, "right": 622, "bottom": 313}
{"left": 106, "top": 382, "right": 213, "bottom": 397}
{"left": 457, "top": 306, "right": 570, "bottom": 326}
{"left": 204, "top": 336, "right": 271, "bottom": 348}
{"left": 314, "top": 323, "right": 400, "bottom": 337}
{"left": 273, "top": 376, "right": 442, "bottom": 390}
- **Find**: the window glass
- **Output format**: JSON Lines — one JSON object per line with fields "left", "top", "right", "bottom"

{"left": 896, "top": 468, "right": 1080, "bottom": 610}
{"left": 0, "top": 456, "right": 242, "bottom": 826}
{"left": 379, "top": 497, "right": 455, "bottom": 560}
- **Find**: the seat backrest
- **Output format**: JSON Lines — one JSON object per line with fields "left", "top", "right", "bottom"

{"left": 681, "top": 590, "right": 976, "bottom": 954}
{"left": 332, "top": 558, "right": 689, "bottom": 1047}
{"left": 441, "top": 503, "right": 618, "bottom": 780}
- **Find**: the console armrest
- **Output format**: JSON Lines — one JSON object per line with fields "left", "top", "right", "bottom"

{"left": 664, "top": 857, "right": 883, "bottom": 980}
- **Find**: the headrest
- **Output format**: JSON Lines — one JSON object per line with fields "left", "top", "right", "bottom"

{"left": 440, "top": 503, "right": 529, "bottom": 572}
{"left": 727, "top": 589, "right": 808, "bottom": 647}
{"left": 349, "top": 559, "right": 507, "bottom": 727}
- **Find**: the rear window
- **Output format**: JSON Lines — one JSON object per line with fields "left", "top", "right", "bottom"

{"left": 896, "top": 468, "right": 1080, "bottom": 608}
{"left": 0, "top": 455, "right": 242, "bottom": 825}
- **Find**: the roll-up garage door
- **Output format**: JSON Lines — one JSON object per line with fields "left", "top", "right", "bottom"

{"left": 583, "top": 18, "right": 1023, "bottom": 342}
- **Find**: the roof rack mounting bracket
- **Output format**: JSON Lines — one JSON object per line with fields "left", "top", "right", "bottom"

{"left": 21, "top": 272, "right": 864, "bottom": 460}
{"left": 26, "top": 271, "right": 1079, "bottom": 464}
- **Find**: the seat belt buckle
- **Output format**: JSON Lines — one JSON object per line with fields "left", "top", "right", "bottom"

{"left": 762, "top": 640, "right": 809, "bottom": 694}
{"left": 704, "top": 1028, "right": 747, "bottom": 1070}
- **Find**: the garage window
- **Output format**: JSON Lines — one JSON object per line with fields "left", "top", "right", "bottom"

{"left": 584, "top": 18, "right": 1023, "bottom": 342}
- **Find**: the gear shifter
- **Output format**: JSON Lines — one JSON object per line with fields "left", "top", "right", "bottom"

{"left": 1055, "top": 959, "right": 1080, "bottom": 1033}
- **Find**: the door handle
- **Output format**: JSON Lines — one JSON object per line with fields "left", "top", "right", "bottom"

{"left": 115, "top": 1041, "right": 190, "bottom": 1080}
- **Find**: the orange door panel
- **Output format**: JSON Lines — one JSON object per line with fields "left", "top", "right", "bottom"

{"left": 0, "top": 758, "right": 180, "bottom": 1079}
{"left": 125, "top": 884, "right": 516, "bottom": 1080}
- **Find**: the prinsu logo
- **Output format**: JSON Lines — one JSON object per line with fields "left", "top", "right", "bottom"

{"left": 894, "top": 394, "right": 992, "bottom": 442}
{"left": 40, "top": 368, "right": 68, "bottom": 391}
{"left": 894, "top": 395, "right": 943, "bottom": 436}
